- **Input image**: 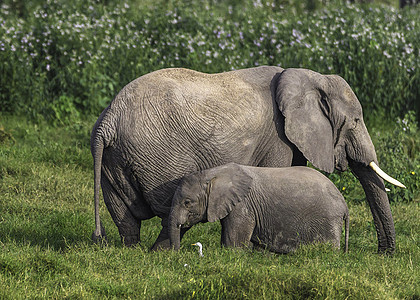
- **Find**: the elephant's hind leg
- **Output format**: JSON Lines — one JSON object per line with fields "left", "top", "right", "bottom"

{"left": 101, "top": 176, "right": 141, "bottom": 247}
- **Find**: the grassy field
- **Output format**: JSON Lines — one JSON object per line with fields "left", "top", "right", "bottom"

{"left": 1, "top": 0, "right": 419, "bottom": 298}
{"left": 0, "top": 114, "right": 419, "bottom": 299}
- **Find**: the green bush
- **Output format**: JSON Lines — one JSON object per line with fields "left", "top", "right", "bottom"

{"left": 374, "top": 111, "right": 420, "bottom": 202}
{"left": 0, "top": 0, "right": 419, "bottom": 125}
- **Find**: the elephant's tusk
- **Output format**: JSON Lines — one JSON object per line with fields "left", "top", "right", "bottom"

{"left": 369, "top": 162, "right": 406, "bottom": 188}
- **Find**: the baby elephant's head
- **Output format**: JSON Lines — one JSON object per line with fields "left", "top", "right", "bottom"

{"left": 170, "top": 175, "right": 209, "bottom": 229}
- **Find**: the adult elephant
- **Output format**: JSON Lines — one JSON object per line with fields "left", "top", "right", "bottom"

{"left": 91, "top": 66, "right": 404, "bottom": 254}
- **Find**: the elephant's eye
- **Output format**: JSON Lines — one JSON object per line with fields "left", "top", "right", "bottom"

{"left": 184, "top": 198, "right": 191, "bottom": 208}
{"left": 351, "top": 118, "right": 360, "bottom": 129}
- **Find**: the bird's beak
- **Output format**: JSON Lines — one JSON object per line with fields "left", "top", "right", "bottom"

{"left": 191, "top": 243, "right": 196, "bottom": 246}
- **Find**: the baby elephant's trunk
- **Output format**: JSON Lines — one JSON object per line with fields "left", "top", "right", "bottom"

{"left": 168, "top": 216, "right": 181, "bottom": 250}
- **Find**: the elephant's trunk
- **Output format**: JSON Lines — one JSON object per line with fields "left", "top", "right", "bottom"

{"left": 168, "top": 214, "right": 181, "bottom": 251}
{"left": 350, "top": 160, "right": 395, "bottom": 254}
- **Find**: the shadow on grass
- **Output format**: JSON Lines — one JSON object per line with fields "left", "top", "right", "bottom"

{"left": 0, "top": 209, "right": 164, "bottom": 251}
{"left": 154, "top": 272, "right": 321, "bottom": 300}
{"left": 0, "top": 210, "right": 97, "bottom": 251}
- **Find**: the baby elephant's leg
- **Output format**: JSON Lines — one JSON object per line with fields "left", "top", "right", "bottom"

{"left": 220, "top": 207, "right": 255, "bottom": 249}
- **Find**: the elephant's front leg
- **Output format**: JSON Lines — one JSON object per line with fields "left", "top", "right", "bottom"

{"left": 220, "top": 207, "right": 255, "bottom": 249}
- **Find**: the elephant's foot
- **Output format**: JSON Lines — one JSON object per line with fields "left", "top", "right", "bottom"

{"left": 150, "top": 239, "right": 171, "bottom": 251}
{"left": 378, "top": 246, "right": 395, "bottom": 256}
{"left": 121, "top": 234, "right": 141, "bottom": 247}
{"left": 150, "top": 226, "right": 191, "bottom": 251}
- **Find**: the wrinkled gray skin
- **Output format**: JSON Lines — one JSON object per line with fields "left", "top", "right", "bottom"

{"left": 91, "top": 66, "right": 395, "bottom": 253}
{"left": 168, "top": 163, "right": 349, "bottom": 254}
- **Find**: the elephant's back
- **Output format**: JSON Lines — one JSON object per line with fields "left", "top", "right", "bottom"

{"left": 251, "top": 166, "right": 345, "bottom": 209}
{"left": 137, "top": 66, "right": 284, "bottom": 86}
{"left": 111, "top": 66, "right": 284, "bottom": 109}
{"left": 112, "top": 67, "right": 280, "bottom": 163}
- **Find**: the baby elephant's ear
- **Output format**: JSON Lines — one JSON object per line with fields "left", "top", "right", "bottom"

{"left": 206, "top": 163, "right": 253, "bottom": 222}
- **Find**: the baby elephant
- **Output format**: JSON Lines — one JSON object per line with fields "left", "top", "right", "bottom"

{"left": 169, "top": 163, "right": 349, "bottom": 254}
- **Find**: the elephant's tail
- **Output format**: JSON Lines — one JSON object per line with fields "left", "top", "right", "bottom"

{"left": 91, "top": 134, "right": 107, "bottom": 243}
{"left": 91, "top": 108, "right": 116, "bottom": 244}
{"left": 343, "top": 211, "right": 349, "bottom": 253}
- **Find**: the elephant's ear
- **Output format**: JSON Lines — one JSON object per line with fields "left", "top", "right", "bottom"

{"left": 205, "top": 163, "right": 253, "bottom": 223}
{"left": 276, "top": 68, "right": 335, "bottom": 173}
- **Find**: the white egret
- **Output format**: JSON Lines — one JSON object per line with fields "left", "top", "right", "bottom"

{"left": 192, "top": 242, "right": 204, "bottom": 257}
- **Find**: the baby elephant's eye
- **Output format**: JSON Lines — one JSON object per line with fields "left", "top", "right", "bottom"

{"left": 184, "top": 198, "right": 191, "bottom": 207}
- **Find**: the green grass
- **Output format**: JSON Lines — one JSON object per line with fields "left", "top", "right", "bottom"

{"left": 0, "top": 114, "right": 419, "bottom": 299}
{"left": 1, "top": 1, "right": 419, "bottom": 297}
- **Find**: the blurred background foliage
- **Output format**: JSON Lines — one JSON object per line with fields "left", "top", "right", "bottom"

{"left": 0, "top": 0, "right": 419, "bottom": 202}
{"left": 1, "top": 0, "right": 418, "bottom": 124}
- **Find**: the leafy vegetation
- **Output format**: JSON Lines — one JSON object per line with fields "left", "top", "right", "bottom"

{"left": 0, "top": 0, "right": 419, "bottom": 298}
{"left": 374, "top": 111, "right": 420, "bottom": 202}
{"left": 0, "top": 0, "right": 419, "bottom": 124}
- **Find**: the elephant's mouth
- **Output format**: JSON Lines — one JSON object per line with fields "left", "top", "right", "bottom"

{"left": 335, "top": 159, "right": 348, "bottom": 172}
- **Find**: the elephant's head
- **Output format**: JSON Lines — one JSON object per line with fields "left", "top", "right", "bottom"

{"left": 168, "top": 163, "right": 252, "bottom": 250}
{"left": 276, "top": 68, "right": 404, "bottom": 253}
